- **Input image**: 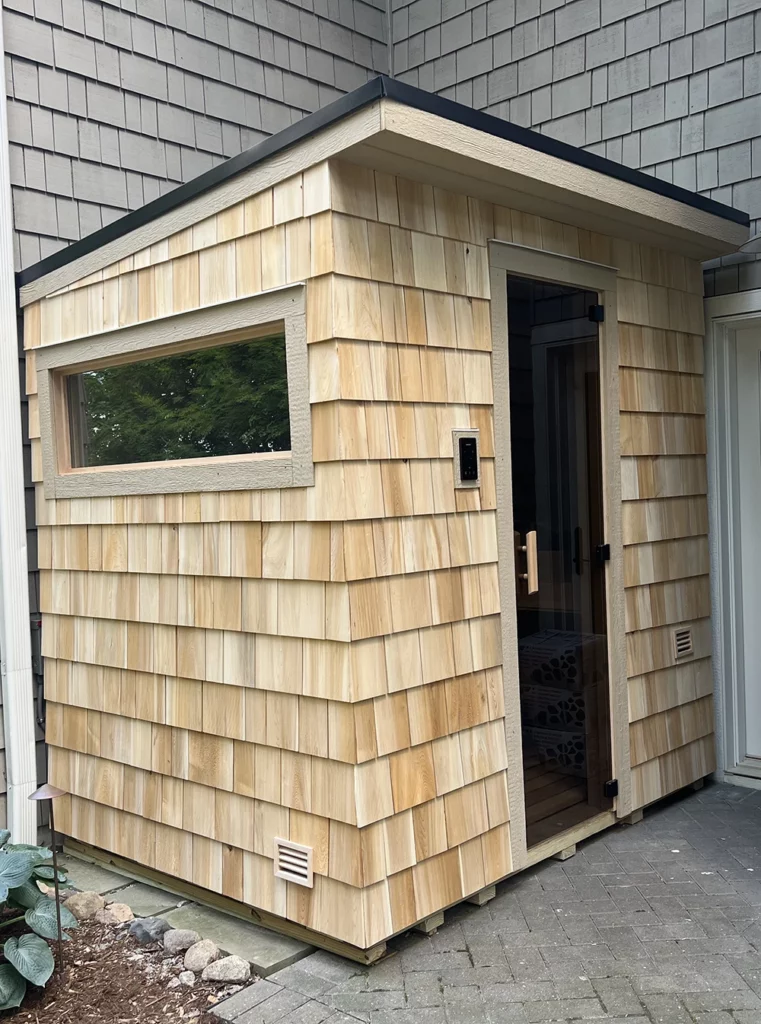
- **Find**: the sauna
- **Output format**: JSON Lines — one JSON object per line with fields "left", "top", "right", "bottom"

{"left": 19, "top": 77, "right": 747, "bottom": 958}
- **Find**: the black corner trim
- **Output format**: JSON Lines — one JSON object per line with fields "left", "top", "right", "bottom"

{"left": 16, "top": 74, "right": 749, "bottom": 291}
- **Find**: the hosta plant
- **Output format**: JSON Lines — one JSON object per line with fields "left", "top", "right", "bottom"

{"left": 0, "top": 830, "right": 76, "bottom": 1010}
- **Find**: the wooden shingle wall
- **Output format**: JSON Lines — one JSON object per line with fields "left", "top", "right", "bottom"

{"left": 620, "top": 313, "right": 716, "bottom": 806}
{"left": 24, "top": 157, "right": 714, "bottom": 950}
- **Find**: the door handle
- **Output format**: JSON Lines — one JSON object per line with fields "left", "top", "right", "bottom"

{"left": 519, "top": 530, "right": 539, "bottom": 594}
{"left": 574, "top": 526, "right": 583, "bottom": 576}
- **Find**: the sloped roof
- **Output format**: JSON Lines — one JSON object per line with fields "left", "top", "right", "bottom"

{"left": 18, "top": 75, "right": 749, "bottom": 302}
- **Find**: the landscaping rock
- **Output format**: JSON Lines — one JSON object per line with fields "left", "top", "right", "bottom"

{"left": 178, "top": 970, "right": 196, "bottom": 987}
{"left": 66, "top": 891, "right": 106, "bottom": 921}
{"left": 95, "top": 902, "right": 134, "bottom": 926}
{"left": 184, "top": 939, "right": 219, "bottom": 973}
{"left": 129, "top": 917, "right": 171, "bottom": 944}
{"left": 201, "top": 955, "right": 250, "bottom": 984}
{"left": 163, "top": 929, "right": 201, "bottom": 955}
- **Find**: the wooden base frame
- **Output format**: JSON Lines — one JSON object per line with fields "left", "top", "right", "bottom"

{"left": 64, "top": 838, "right": 388, "bottom": 965}
{"left": 66, "top": 809, "right": 622, "bottom": 958}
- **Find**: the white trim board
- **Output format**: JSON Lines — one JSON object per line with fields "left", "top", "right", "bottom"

{"left": 705, "top": 290, "right": 761, "bottom": 781}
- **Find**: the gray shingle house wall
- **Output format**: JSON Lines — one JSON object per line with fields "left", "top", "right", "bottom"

{"left": 391, "top": 0, "right": 761, "bottom": 295}
{"left": 7, "top": 0, "right": 760, "bottom": 293}
{"left": 3, "top": 0, "right": 388, "bottom": 270}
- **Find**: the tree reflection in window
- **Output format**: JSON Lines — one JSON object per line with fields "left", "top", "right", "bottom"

{"left": 67, "top": 334, "right": 290, "bottom": 469}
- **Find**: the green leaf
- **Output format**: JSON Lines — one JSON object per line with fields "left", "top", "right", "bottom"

{"left": 9, "top": 881, "right": 44, "bottom": 910}
{"left": 0, "top": 852, "right": 37, "bottom": 890}
{"left": 6, "top": 845, "right": 52, "bottom": 865}
{"left": 0, "top": 964, "right": 26, "bottom": 1010}
{"left": 0, "top": 830, "right": 11, "bottom": 849}
{"left": 33, "top": 866, "right": 68, "bottom": 883}
{"left": 4, "top": 935, "right": 54, "bottom": 987}
{"left": 24, "top": 899, "right": 77, "bottom": 940}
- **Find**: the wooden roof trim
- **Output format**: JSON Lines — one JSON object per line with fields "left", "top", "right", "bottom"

{"left": 18, "top": 100, "right": 383, "bottom": 307}
{"left": 379, "top": 101, "right": 747, "bottom": 257}
{"left": 19, "top": 75, "right": 749, "bottom": 305}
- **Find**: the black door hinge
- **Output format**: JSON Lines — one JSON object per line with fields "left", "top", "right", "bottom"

{"left": 588, "top": 304, "right": 605, "bottom": 323}
{"left": 596, "top": 543, "right": 611, "bottom": 564}
{"left": 604, "top": 779, "right": 618, "bottom": 799}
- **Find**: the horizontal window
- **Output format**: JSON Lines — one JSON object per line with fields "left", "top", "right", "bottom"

{"left": 66, "top": 333, "right": 290, "bottom": 470}
{"left": 36, "top": 286, "right": 313, "bottom": 498}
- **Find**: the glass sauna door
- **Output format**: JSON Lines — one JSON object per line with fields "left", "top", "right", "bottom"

{"left": 507, "top": 275, "right": 614, "bottom": 848}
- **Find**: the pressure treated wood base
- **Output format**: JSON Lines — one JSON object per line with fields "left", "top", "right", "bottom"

{"left": 466, "top": 885, "right": 496, "bottom": 906}
{"left": 63, "top": 838, "right": 388, "bottom": 965}
{"left": 66, "top": 801, "right": 629, "bottom": 960}
{"left": 413, "top": 912, "right": 445, "bottom": 935}
{"left": 552, "top": 845, "right": 576, "bottom": 861}
{"left": 525, "top": 810, "right": 618, "bottom": 868}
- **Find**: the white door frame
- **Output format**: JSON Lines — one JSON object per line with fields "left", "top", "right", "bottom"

{"left": 705, "top": 289, "right": 761, "bottom": 786}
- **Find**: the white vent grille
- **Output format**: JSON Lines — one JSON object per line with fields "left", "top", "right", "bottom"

{"left": 274, "top": 838, "right": 313, "bottom": 888}
{"left": 673, "top": 627, "right": 694, "bottom": 660}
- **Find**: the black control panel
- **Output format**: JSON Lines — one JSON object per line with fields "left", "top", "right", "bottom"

{"left": 458, "top": 435, "right": 479, "bottom": 482}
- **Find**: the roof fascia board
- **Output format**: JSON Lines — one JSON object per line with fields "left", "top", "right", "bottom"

{"left": 19, "top": 99, "right": 383, "bottom": 307}
{"left": 378, "top": 99, "right": 748, "bottom": 257}
{"left": 349, "top": 138, "right": 726, "bottom": 259}
{"left": 381, "top": 77, "right": 747, "bottom": 229}
{"left": 19, "top": 74, "right": 749, "bottom": 305}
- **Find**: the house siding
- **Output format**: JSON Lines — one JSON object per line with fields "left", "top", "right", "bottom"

{"left": 3, "top": 0, "right": 389, "bottom": 270}
{"left": 391, "top": 0, "right": 761, "bottom": 296}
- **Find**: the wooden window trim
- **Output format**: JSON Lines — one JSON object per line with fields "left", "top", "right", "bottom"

{"left": 36, "top": 285, "right": 312, "bottom": 498}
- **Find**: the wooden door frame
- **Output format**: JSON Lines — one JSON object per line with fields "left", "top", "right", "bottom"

{"left": 705, "top": 292, "right": 761, "bottom": 787}
{"left": 489, "top": 241, "right": 631, "bottom": 873}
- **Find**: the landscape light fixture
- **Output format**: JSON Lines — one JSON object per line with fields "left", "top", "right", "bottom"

{"left": 29, "top": 784, "right": 67, "bottom": 971}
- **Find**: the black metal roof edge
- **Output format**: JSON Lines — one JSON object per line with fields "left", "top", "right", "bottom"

{"left": 17, "top": 74, "right": 748, "bottom": 290}
{"left": 16, "top": 76, "right": 386, "bottom": 290}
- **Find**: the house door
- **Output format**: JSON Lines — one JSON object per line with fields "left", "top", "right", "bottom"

{"left": 735, "top": 326, "right": 761, "bottom": 765}
{"left": 507, "top": 275, "right": 614, "bottom": 848}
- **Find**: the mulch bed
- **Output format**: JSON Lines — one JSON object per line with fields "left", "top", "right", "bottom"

{"left": 7, "top": 920, "right": 232, "bottom": 1023}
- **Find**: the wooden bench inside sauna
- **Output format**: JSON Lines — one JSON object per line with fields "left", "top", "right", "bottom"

{"left": 20, "top": 76, "right": 745, "bottom": 958}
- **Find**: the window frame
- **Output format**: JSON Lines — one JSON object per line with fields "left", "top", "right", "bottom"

{"left": 36, "top": 284, "right": 312, "bottom": 498}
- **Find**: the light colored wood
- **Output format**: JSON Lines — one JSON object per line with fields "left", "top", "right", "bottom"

{"left": 631, "top": 735, "right": 716, "bottom": 808}
{"left": 64, "top": 836, "right": 386, "bottom": 966}
{"left": 466, "top": 884, "right": 495, "bottom": 906}
{"left": 29, "top": 154, "right": 718, "bottom": 954}
{"left": 552, "top": 845, "right": 576, "bottom": 862}
{"left": 413, "top": 910, "right": 444, "bottom": 935}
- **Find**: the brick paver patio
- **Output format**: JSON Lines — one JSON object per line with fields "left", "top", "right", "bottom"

{"left": 215, "top": 779, "right": 761, "bottom": 1023}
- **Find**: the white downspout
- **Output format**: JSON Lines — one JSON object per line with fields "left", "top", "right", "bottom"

{"left": 0, "top": 2, "right": 39, "bottom": 844}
